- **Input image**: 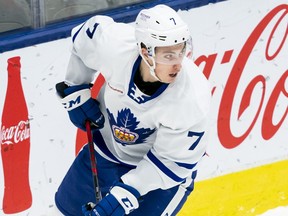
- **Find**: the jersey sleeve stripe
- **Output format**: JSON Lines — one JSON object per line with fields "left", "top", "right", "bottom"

{"left": 175, "top": 161, "right": 197, "bottom": 170}
{"left": 147, "top": 151, "right": 184, "bottom": 183}
{"left": 72, "top": 22, "right": 86, "bottom": 43}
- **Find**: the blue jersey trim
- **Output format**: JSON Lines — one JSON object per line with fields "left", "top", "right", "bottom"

{"left": 147, "top": 151, "right": 184, "bottom": 183}
{"left": 93, "top": 131, "right": 136, "bottom": 168}
{"left": 175, "top": 161, "right": 197, "bottom": 170}
{"left": 171, "top": 171, "right": 197, "bottom": 215}
{"left": 128, "top": 55, "right": 169, "bottom": 104}
{"left": 72, "top": 22, "right": 86, "bottom": 43}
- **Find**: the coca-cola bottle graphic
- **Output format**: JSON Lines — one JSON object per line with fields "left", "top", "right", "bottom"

{"left": 1, "top": 56, "right": 32, "bottom": 213}
{"left": 75, "top": 73, "right": 105, "bottom": 155}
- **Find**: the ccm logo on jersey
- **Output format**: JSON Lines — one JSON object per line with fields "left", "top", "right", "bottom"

{"left": 61, "top": 89, "right": 91, "bottom": 111}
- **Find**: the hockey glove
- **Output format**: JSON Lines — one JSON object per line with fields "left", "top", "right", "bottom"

{"left": 82, "top": 182, "right": 140, "bottom": 216}
{"left": 56, "top": 81, "right": 105, "bottom": 131}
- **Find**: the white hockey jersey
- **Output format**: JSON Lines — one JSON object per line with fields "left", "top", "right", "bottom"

{"left": 65, "top": 15, "right": 211, "bottom": 196}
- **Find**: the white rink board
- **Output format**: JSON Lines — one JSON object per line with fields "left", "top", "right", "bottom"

{"left": 0, "top": 0, "right": 287, "bottom": 215}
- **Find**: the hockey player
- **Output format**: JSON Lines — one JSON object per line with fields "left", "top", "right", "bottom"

{"left": 55, "top": 4, "right": 211, "bottom": 216}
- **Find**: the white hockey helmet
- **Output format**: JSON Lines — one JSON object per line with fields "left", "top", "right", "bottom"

{"left": 135, "top": 4, "right": 191, "bottom": 57}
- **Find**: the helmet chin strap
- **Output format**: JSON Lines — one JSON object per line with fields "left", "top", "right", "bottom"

{"left": 147, "top": 57, "right": 161, "bottom": 82}
{"left": 139, "top": 51, "right": 161, "bottom": 82}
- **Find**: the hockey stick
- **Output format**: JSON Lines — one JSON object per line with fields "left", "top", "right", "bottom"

{"left": 85, "top": 121, "right": 102, "bottom": 204}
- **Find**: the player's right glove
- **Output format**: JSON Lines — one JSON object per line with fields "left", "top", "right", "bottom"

{"left": 56, "top": 81, "right": 105, "bottom": 132}
{"left": 82, "top": 182, "right": 140, "bottom": 216}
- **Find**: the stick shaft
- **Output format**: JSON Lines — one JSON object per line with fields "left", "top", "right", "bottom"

{"left": 85, "top": 121, "right": 102, "bottom": 203}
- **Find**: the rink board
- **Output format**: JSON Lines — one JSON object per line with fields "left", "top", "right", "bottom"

{"left": 0, "top": 0, "right": 287, "bottom": 215}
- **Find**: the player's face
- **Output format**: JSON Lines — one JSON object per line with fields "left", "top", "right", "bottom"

{"left": 154, "top": 43, "right": 186, "bottom": 83}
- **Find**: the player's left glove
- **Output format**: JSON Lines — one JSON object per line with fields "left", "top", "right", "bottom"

{"left": 82, "top": 182, "right": 140, "bottom": 216}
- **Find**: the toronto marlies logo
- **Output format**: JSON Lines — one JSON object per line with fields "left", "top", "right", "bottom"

{"left": 107, "top": 108, "right": 156, "bottom": 146}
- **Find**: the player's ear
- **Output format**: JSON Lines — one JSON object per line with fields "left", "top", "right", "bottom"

{"left": 141, "top": 47, "right": 149, "bottom": 58}
{"left": 140, "top": 48, "right": 153, "bottom": 66}
{"left": 139, "top": 43, "right": 154, "bottom": 67}
{"left": 140, "top": 42, "right": 150, "bottom": 58}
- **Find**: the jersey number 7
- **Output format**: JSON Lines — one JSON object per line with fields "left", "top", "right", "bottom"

{"left": 86, "top": 23, "right": 99, "bottom": 39}
{"left": 188, "top": 131, "right": 204, "bottom": 150}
